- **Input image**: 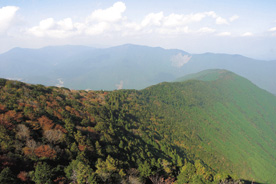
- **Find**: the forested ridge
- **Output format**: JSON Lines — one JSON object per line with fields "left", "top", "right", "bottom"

{"left": 0, "top": 70, "right": 275, "bottom": 184}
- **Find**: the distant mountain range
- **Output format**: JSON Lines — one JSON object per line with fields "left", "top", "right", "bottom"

{"left": 0, "top": 44, "right": 275, "bottom": 94}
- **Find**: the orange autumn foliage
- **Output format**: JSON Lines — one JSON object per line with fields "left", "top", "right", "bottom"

{"left": 87, "top": 126, "right": 97, "bottom": 133}
{"left": 0, "top": 104, "right": 6, "bottom": 112}
{"left": 65, "top": 106, "right": 71, "bottom": 111}
{"left": 17, "top": 171, "right": 28, "bottom": 182}
{"left": 0, "top": 110, "right": 22, "bottom": 130}
{"left": 54, "top": 110, "right": 63, "bottom": 120}
{"left": 38, "top": 116, "right": 54, "bottom": 130}
{"left": 0, "top": 114, "right": 13, "bottom": 129}
{"left": 55, "top": 124, "right": 68, "bottom": 133}
{"left": 78, "top": 144, "right": 86, "bottom": 151}
{"left": 53, "top": 177, "right": 66, "bottom": 184}
{"left": 34, "top": 145, "right": 57, "bottom": 159}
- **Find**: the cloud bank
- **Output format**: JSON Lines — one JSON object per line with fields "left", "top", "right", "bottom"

{"left": 217, "top": 32, "right": 231, "bottom": 36}
{"left": 269, "top": 27, "right": 276, "bottom": 32}
{"left": 25, "top": 2, "right": 239, "bottom": 38}
{"left": 241, "top": 32, "right": 253, "bottom": 37}
{"left": 0, "top": 6, "right": 19, "bottom": 34}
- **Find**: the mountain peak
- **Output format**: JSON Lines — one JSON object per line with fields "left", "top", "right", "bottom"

{"left": 175, "top": 69, "right": 233, "bottom": 82}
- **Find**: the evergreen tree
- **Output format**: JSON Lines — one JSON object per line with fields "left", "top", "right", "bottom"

{"left": 0, "top": 167, "right": 17, "bottom": 184}
{"left": 32, "top": 162, "right": 53, "bottom": 184}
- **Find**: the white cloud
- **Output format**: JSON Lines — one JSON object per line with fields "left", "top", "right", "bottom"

{"left": 0, "top": 6, "right": 19, "bottom": 34}
{"left": 206, "top": 11, "right": 217, "bottom": 18}
{"left": 138, "top": 11, "right": 228, "bottom": 35}
{"left": 163, "top": 12, "right": 206, "bottom": 27}
{"left": 197, "top": 27, "right": 216, "bottom": 34}
{"left": 205, "top": 11, "right": 229, "bottom": 25}
{"left": 269, "top": 27, "right": 276, "bottom": 32}
{"left": 28, "top": 17, "right": 78, "bottom": 38}
{"left": 269, "top": 27, "right": 276, "bottom": 36}
{"left": 171, "top": 53, "right": 192, "bottom": 68}
{"left": 124, "top": 22, "right": 141, "bottom": 31}
{"left": 88, "top": 2, "right": 126, "bottom": 23}
{"left": 137, "top": 12, "right": 210, "bottom": 35}
{"left": 58, "top": 18, "right": 74, "bottom": 31}
{"left": 39, "top": 18, "right": 55, "bottom": 30}
{"left": 205, "top": 11, "right": 238, "bottom": 25}
{"left": 268, "top": 27, "right": 276, "bottom": 36}
{"left": 140, "top": 11, "right": 208, "bottom": 30}
{"left": 241, "top": 32, "right": 253, "bottom": 37}
{"left": 26, "top": 2, "right": 235, "bottom": 38}
{"left": 216, "top": 17, "right": 228, "bottom": 25}
{"left": 229, "top": 15, "right": 239, "bottom": 22}
{"left": 28, "top": 2, "right": 126, "bottom": 38}
{"left": 157, "top": 26, "right": 189, "bottom": 34}
{"left": 85, "top": 22, "right": 110, "bottom": 35}
{"left": 217, "top": 32, "right": 231, "bottom": 36}
{"left": 141, "top": 12, "right": 164, "bottom": 27}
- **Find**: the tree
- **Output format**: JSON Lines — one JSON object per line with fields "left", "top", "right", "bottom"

{"left": 95, "top": 141, "right": 104, "bottom": 156}
{"left": 64, "top": 118, "right": 75, "bottom": 135}
{"left": 138, "top": 161, "right": 152, "bottom": 178}
{"left": 34, "top": 145, "right": 57, "bottom": 159}
{"left": 75, "top": 161, "right": 93, "bottom": 184}
{"left": 96, "top": 156, "right": 119, "bottom": 183}
{"left": 17, "top": 171, "right": 29, "bottom": 182}
{"left": 0, "top": 167, "right": 17, "bottom": 184}
{"left": 176, "top": 162, "right": 196, "bottom": 184}
{"left": 65, "top": 159, "right": 96, "bottom": 184}
{"left": 16, "top": 124, "right": 30, "bottom": 140}
{"left": 44, "top": 129, "right": 64, "bottom": 144}
{"left": 161, "top": 159, "right": 172, "bottom": 175}
{"left": 32, "top": 162, "right": 53, "bottom": 184}
{"left": 191, "top": 175, "right": 204, "bottom": 184}
{"left": 38, "top": 116, "right": 54, "bottom": 131}
{"left": 0, "top": 125, "right": 13, "bottom": 152}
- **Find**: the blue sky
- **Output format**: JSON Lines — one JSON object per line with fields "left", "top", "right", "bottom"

{"left": 1, "top": 0, "right": 276, "bottom": 59}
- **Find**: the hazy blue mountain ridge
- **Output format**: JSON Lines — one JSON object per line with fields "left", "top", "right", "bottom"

{"left": 0, "top": 44, "right": 275, "bottom": 94}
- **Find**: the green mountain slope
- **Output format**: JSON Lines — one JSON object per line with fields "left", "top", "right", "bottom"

{"left": 175, "top": 69, "right": 227, "bottom": 82}
{"left": 144, "top": 69, "right": 276, "bottom": 182}
{"left": 0, "top": 69, "right": 275, "bottom": 183}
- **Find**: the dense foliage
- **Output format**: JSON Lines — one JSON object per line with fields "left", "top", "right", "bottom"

{"left": 0, "top": 70, "right": 275, "bottom": 183}
{"left": 143, "top": 70, "right": 276, "bottom": 183}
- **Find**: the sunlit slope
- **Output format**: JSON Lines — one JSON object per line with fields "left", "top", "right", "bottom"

{"left": 175, "top": 69, "right": 227, "bottom": 82}
{"left": 141, "top": 70, "right": 276, "bottom": 183}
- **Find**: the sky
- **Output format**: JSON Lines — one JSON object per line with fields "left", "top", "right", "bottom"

{"left": 1, "top": 0, "right": 276, "bottom": 60}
